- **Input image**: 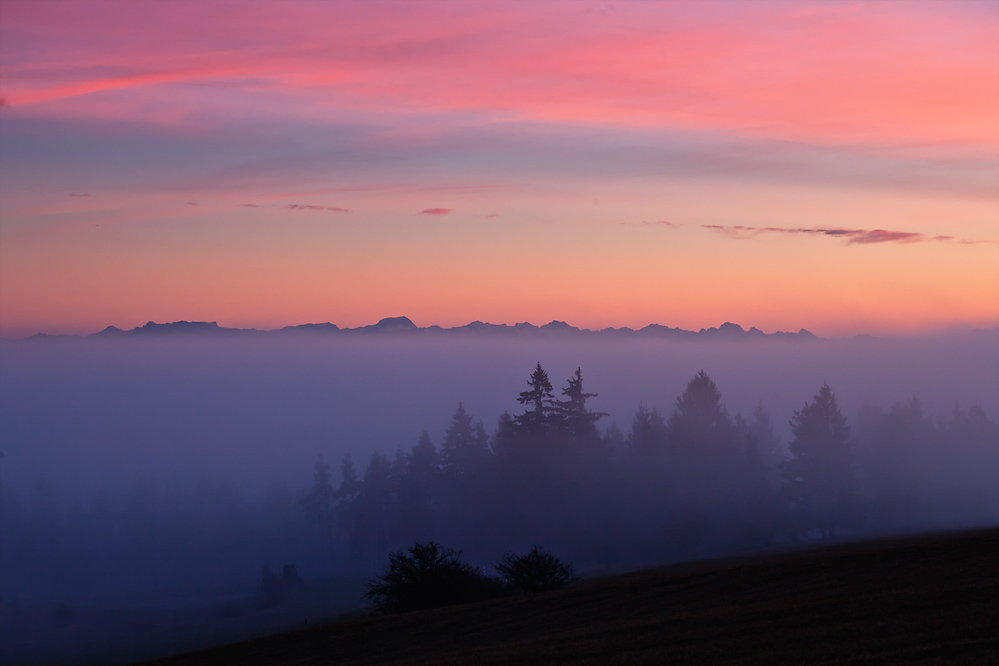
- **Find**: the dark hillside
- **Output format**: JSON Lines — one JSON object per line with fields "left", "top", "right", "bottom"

{"left": 141, "top": 528, "right": 999, "bottom": 665}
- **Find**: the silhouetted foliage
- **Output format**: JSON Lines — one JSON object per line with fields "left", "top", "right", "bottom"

{"left": 556, "top": 368, "right": 607, "bottom": 440}
{"left": 364, "top": 541, "right": 499, "bottom": 613}
{"left": 396, "top": 431, "right": 440, "bottom": 543}
{"left": 515, "top": 362, "right": 557, "bottom": 433}
{"left": 441, "top": 403, "right": 491, "bottom": 476}
{"left": 300, "top": 456, "right": 335, "bottom": 540}
{"left": 495, "top": 546, "right": 578, "bottom": 593}
{"left": 628, "top": 403, "right": 667, "bottom": 456}
{"left": 666, "top": 370, "right": 732, "bottom": 457}
{"left": 783, "top": 383, "right": 857, "bottom": 539}
{"left": 353, "top": 452, "right": 395, "bottom": 565}
{"left": 295, "top": 366, "right": 997, "bottom": 585}
{"left": 750, "top": 401, "right": 783, "bottom": 483}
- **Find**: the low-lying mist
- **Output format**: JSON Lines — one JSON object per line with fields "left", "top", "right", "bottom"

{"left": 2, "top": 332, "right": 995, "bottom": 504}
{"left": 0, "top": 330, "right": 996, "bottom": 664}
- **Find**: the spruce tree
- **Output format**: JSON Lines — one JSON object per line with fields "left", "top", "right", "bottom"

{"left": 556, "top": 368, "right": 607, "bottom": 440}
{"left": 515, "top": 362, "right": 557, "bottom": 433}
{"left": 301, "top": 455, "right": 335, "bottom": 540}
{"left": 441, "top": 403, "right": 491, "bottom": 476}
{"left": 783, "top": 383, "right": 856, "bottom": 539}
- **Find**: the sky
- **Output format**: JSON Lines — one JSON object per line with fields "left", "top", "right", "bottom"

{"left": 1, "top": 0, "right": 997, "bottom": 338}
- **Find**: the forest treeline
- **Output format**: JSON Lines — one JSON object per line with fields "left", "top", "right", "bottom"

{"left": 0, "top": 363, "right": 996, "bottom": 603}
{"left": 302, "top": 364, "right": 999, "bottom": 570}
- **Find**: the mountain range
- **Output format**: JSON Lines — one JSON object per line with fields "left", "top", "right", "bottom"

{"left": 20, "top": 317, "right": 819, "bottom": 341}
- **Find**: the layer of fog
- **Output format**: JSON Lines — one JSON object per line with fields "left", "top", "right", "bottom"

{"left": 3, "top": 333, "right": 996, "bottom": 506}
{"left": 0, "top": 332, "right": 996, "bottom": 664}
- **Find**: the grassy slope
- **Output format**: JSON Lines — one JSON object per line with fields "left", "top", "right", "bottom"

{"left": 141, "top": 529, "right": 999, "bottom": 665}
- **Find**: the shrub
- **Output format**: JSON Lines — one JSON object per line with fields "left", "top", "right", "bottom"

{"left": 495, "top": 546, "right": 578, "bottom": 593}
{"left": 364, "top": 541, "right": 499, "bottom": 613}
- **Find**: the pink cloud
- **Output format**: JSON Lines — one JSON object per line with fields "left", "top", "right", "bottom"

{"left": 2, "top": 2, "right": 993, "bottom": 149}
{"left": 843, "top": 230, "right": 923, "bottom": 245}
{"left": 284, "top": 204, "right": 351, "bottom": 213}
{"left": 620, "top": 220, "right": 683, "bottom": 228}
{"left": 700, "top": 224, "right": 981, "bottom": 245}
{"left": 418, "top": 208, "right": 451, "bottom": 216}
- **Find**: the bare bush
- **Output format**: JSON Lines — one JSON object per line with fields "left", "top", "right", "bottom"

{"left": 365, "top": 541, "right": 499, "bottom": 613}
{"left": 495, "top": 546, "right": 578, "bottom": 593}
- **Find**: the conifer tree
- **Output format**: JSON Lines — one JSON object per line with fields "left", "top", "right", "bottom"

{"left": 556, "top": 368, "right": 607, "bottom": 440}
{"left": 515, "top": 362, "right": 557, "bottom": 432}
{"left": 666, "top": 371, "right": 731, "bottom": 454}
{"left": 441, "top": 403, "right": 491, "bottom": 476}
{"left": 301, "top": 455, "right": 335, "bottom": 540}
{"left": 354, "top": 451, "right": 396, "bottom": 564}
{"left": 332, "top": 453, "right": 361, "bottom": 548}
{"left": 783, "top": 383, "right": 856, "bottom": 539}
{"left": 750, "top": 401, "right": 783, "bottom": 484}
{"left": 398, "top": 432, "right": 440, "bottom": 542}
{"left": 628, "top": 403, "right": 667, "bottom": 456}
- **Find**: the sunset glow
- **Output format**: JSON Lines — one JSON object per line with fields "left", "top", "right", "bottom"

{"left": 1, "top": 0, "right": 997, "bottom": 338}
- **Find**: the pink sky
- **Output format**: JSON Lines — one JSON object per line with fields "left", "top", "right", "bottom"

{"left": 1, "top": 0, "right": 997, "bottom": 337}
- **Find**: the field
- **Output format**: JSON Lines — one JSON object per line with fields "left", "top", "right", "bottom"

{"left": 140, "top": 528, "right": 999, "bottom": 665}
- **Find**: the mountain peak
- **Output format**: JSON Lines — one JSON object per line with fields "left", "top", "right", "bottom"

{"left": 367, "top": 316, "right": 418, "bottom": 331}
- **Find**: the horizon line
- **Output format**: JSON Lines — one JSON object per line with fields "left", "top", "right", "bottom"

{"left": 3, "top": 316, "right": 998, "bottom": 342}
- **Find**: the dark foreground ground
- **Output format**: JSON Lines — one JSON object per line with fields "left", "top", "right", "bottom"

{"left": 141, "top": 528, "right": 999, "bottom": 665}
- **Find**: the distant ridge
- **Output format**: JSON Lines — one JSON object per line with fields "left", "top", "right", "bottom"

{"left": 20, "top": 317, "right": 819, "bottom": 342}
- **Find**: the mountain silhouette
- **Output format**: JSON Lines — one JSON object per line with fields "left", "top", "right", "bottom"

{"left": 16, "top": 317, "right": 819, "bottom": 341}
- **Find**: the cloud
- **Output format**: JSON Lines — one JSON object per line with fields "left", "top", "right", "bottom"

{"left": 620, "top": 219, "right": 682, "bottom": 228}
{"left": 700, "top": 224, "right": 983, "bottom": 245}
{"left": 484, "top": 213, "right": 498, "bottom": 219}
{"left": 285, "top": 204, "right": 351, "bottom": 213}
{"left": 186, "top": 201, "right": 198, "bottom": 206}
{"left": 242, "top": 203, "right": 259, "bottom": 207}
{"left": 0, "top": 97, "right": 9, "bottom": 109}
{"left": 843, "top": 229, "right": 923, "bottom": 244}
{"left": 418, "top": 208, "right": 451, "bottom": 215}
{"left": 70, "top": 193, "right": 90, "bottom": 197}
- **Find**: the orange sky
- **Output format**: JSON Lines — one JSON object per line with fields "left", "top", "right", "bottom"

{"left": 1, "top": 1, "right": 997, "bottom": 338}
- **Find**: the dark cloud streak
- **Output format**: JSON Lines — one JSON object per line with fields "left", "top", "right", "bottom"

{"left": 286, "top": 204, "right": 351, "bottom": 213}
{"left": 700, "top": 224, "right": 987, "bottom": 246}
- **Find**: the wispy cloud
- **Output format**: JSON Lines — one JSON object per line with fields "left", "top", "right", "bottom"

{"left": 418, "top": 208, "right": 451, "bottom": 216}
{"left": 700, "top": 224, "right": 987, "bottom": 245}
{"left": 186, "top": 201, "right": 198, "bottom": 206}
{"left": 285, "top": 204, "right": 352, "bottom": 213}
{"left": 619, "top": 219, "right": 682, "bottom": 228}
{"left": 240, "top": 202, "right": 351, "bottom": 213}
